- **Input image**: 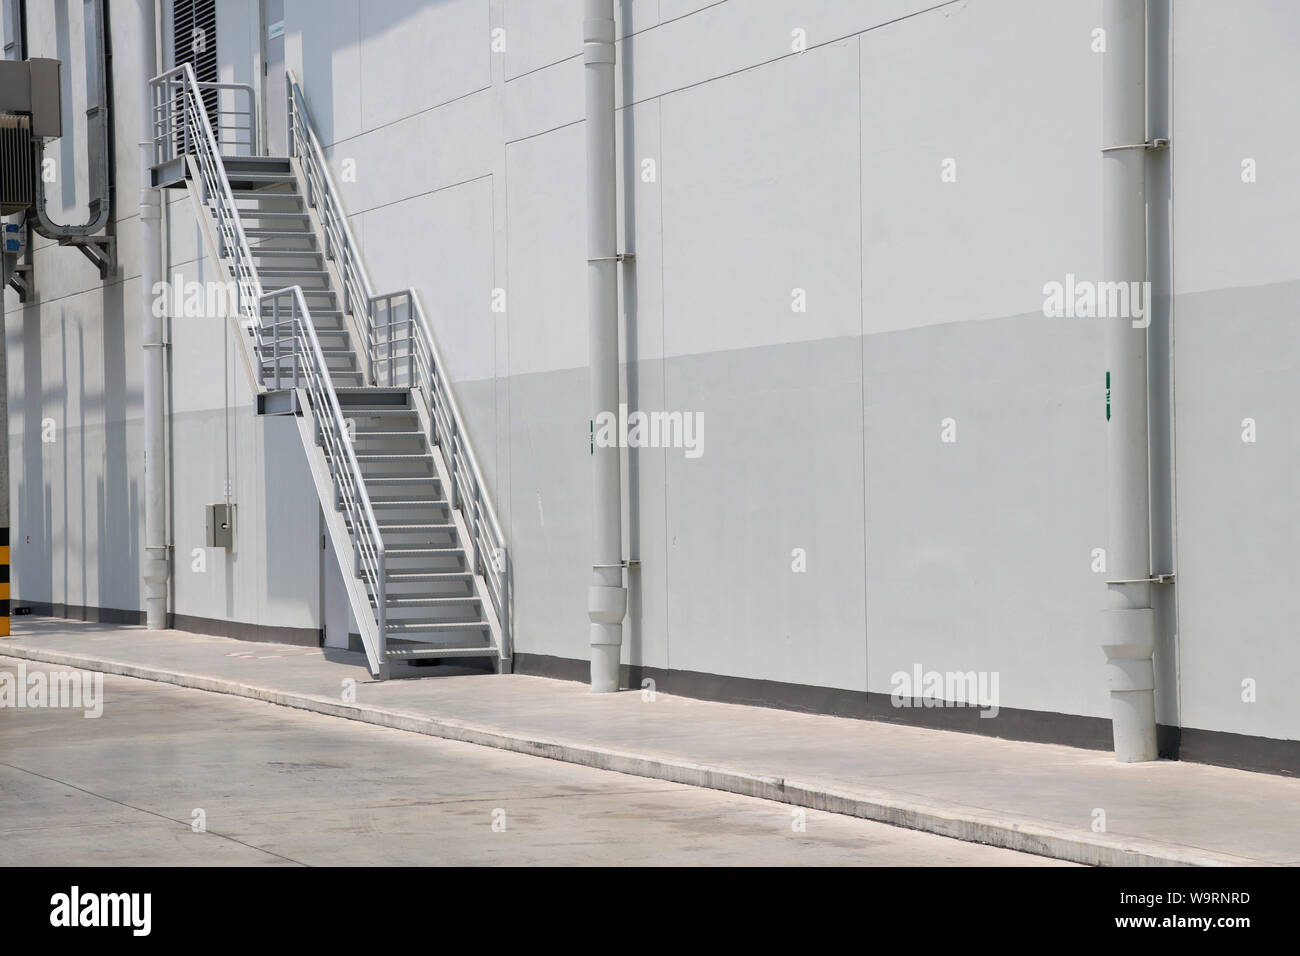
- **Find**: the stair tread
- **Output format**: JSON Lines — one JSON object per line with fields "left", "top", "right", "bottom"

{"left": 383, "top": 546, "right": 464, "bottom": 554}
{"left": 360, "top": 500, "right": 450, "bottom": 507}
{"left": 386, "top": 596, "right": 481, "bottom": 606}
{"left": 385, "top": 621, "right": 489, "bottom": 631}
{"left": 384, "top": 646, "right": 497, "bottom": 658}
{"left": 335, "top": 407, "right": 414, "bottom": 414}
{"left": 380, "top": 571, "right": 474, "bottom": 579}
{"left": 363, "top": 476, "right": 442, "bottom": 482}
{"left": 258, "top": 347, "right": 356, "bottom": 356}
{"left": 348, "top": 522, "right": 456, "bottom": 530}
{"left": 230, "top": 188, "right": 302, "bottom": 197}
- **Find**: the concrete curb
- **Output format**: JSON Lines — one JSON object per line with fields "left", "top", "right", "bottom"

{"left": 0, "top": 646, "right": 1259, "bottom": 867}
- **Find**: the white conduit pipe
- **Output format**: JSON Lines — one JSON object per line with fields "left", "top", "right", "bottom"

{"left": 139, "top": 0, "right": 168, "bottom": 629}
{"left": 1101, "top": 0, "right": 1158, "bottom": 762}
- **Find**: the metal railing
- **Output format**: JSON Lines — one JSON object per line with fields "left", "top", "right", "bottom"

{"left": 288, "top": 72, "right": 511, "bottom": 659}
{"left": 287, "top": 72, "right": 372, "bottom": 371}
{"left": 372, "top": 289, "right": 510, "bottom": 653}
{"left": 152, "top": 66, "right": 260, "bottom": 159}
{"left": 149, "top": 64, "right": 261, "bottom": 331}
{"left": 263, "top": 286, "right": 388, "bottom": 662}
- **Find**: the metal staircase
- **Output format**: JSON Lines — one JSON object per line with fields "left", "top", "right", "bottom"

{"left": 149, "top": 65, "right": 510, "bottom": 678}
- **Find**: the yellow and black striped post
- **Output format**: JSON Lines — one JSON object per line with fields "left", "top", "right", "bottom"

{"left": 0, "top": 528, "right": 9, "bottom": 635}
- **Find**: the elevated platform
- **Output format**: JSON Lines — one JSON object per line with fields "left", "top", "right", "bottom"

{"left": 152, "top": 154, "right": 293, "bottom": 191}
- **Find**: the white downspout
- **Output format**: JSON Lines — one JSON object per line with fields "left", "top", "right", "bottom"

{"left": 584, "top": 0, "right": 626, "bottom": 693}
{"left": 140, "top": 0, "right": 168, "bottom": 628}
{"left": 1101, "top": 0, "right": 1158, "bottom": 762}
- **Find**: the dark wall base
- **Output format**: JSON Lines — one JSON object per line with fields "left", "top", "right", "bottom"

{"left": 170, "top": 613, "right": 321, "bottom": 648}
{"left": 513, "top": 653, "right": 1298, "bottom": 778}
{"left": 19, "top": 601, "right": 145, "bottom": 626}
{"left": 17, "top": 601, "right": 322, "bottom": 648}
{"left": 1177, "top": 726, "right": 1300, "bottom": 778}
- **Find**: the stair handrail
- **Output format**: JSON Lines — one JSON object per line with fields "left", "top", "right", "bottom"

{"left": 287, "top": 71, "right": 511, "bottom": 659}
{"left": 286, "top": 71, "right": 375, "bottom": 365}
{"left": 149, "top": 64, "right": 263, "bottom": 337}
{"left": 262, "top": 285, "right": 388, "bottom": 665}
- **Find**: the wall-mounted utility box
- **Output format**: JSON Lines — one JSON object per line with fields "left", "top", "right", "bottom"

{"left": 0, "top": 58, "right": 63, "bottom": 138}
{"left": 205, "top": 503, "right": 234, "bottom": 549}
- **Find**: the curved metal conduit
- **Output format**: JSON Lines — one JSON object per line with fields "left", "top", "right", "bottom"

{"left": 31, "top": 0, "right": 111, "bottom": 242}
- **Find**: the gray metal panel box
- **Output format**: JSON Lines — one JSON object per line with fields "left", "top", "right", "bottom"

{"left": 26, "top": 59, "right": 61, "bottom": 138}
{"left": 206, "top": 503, "right": 234, "bottom": 549}
{"left": 0, "top": 59, "right": 62, "bottom": 138}
{"left": 0, "top": 61, "right": 31, "bottom": 112}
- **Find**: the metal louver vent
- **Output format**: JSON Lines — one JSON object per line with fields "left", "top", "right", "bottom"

{"left": 172, "top": 0, "right": 218, "bottom": 120}
{"left": 0, "top": 113, "right": 34, "bottom": 215}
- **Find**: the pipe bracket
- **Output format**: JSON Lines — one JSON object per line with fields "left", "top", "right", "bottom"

{"left": 1101, "top": 138, "right": 1169, "bottom": 153}
{"left": 1105, "top": 573, "right": 1175, "bottom": 585}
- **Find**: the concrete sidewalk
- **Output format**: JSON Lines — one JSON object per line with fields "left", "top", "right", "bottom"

{"left": 3, "top": 619, "right": 1296, "bottom": 867}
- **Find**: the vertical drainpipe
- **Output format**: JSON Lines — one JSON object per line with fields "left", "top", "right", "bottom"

{"left": 140, "top": 0, "right": 168, "bottom": 629}
{"left": 584, "top": 0, "right": 626, "bottom": 692}
{"left": 1101, "top": 0, "right": 1157, "bottom": 762}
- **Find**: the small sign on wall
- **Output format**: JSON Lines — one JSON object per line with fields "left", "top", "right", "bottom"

{"left": 267, "top": 20, "right": 285, "bottom": 40}
{"left": 3, "top": 222, "right": 24, "bottom": 256}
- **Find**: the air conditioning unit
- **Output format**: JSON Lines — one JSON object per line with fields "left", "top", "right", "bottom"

{"left": 0, "top": 58, "right": 62, "bottom": 215}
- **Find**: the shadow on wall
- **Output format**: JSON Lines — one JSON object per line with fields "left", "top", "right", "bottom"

{"left": 13, "top": 276, "right": 140, "bottom": 615}
{"left": 292, "top": 0, "right": 464, "bottom": 149}
{"left": 17, "top": 296, "right": 51, "bottom": 603}
{"left": 54, "top": 0, "right": 77, "bottom": 214}
{"left": 619, "top": 0, "right": 643, "bottom": 670}
{"left": 261, "top": 415, "right": 317, "bottom": 618}
{"left": 1146, "top": 0, "right": 1180, "bottom": 753}
{"left": 97, "top": 274, "right": 140, "bottom": 611}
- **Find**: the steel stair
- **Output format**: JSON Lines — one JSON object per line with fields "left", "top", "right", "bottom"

{"left": 148, "top": 65, "right": 510, "bottom": 678}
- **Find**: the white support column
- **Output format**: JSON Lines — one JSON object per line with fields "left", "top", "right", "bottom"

{"left": 584, "top": 0, "right": 626, "bottom": 693}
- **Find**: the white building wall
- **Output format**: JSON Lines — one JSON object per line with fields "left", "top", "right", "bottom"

{"left": 5, "top": 0, "right": 323, "bottom": 637}
{"left": 5, "top": 0, "right": 1299, "bottom": 752}
{"left": 1168, "top": 0, "right": 1300, "bottom": 743}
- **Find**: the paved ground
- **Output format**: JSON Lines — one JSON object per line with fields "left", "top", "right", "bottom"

{"left": 2, "top": 620, "right": 1297, "bottom": 865}
{"left": 0, "top": 661, "right": 1064, "bottom": 866}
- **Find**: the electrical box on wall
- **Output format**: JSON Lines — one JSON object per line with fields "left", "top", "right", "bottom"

{"left": 205, "top": 503, "right": 234, "bottom": 549}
